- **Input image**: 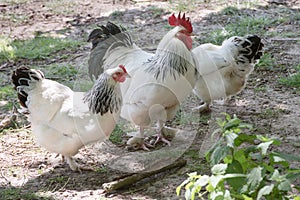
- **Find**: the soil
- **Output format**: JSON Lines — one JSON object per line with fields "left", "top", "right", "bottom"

{"left": 0, "top": 0, "right": 299, "bottom": 199}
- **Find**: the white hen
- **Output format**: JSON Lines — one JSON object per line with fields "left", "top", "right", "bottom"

{"left": 192, "top": 35, "right": 264, "bottom": 112}
{"left": 11, "top": 65, "right": 129, "bottom": 171}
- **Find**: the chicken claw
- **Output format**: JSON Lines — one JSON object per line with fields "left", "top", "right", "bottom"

{"left": 126, "top": 137, "right": 154, "bottom": 151}
{"left": 154, "top": 127, "right": 176, "bottom": 146}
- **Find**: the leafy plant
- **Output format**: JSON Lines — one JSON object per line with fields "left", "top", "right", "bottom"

{"left": 177, "top": 113, "right": 300, "bottom": 200}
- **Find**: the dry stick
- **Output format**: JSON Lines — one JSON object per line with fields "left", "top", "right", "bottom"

{"left": 102, "top": 158, "right": 187, "bottom": 192}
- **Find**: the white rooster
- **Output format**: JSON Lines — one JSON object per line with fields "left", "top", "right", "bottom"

{"left": 87, "top": 13, "right": 196, "bottom": 150}
{"left": 11, "top": 65, "right": 129, "bottom": 171}
{"left": 192, "top": 35, "right": 264, "bottom": 112}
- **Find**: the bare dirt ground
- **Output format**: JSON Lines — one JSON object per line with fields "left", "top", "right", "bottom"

{"left": 0, "top": 0, "right": 299, "bottom": 199}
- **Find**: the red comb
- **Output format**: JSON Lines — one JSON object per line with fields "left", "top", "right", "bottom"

{"left": 168, "top": 12, "right": 193, "bottom": 33}
{"left": 119, "top": 65, "right": 127, "bottom": 74}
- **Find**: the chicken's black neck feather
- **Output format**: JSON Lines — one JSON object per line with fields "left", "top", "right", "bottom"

{"left": 84, "top": 73, "right": 122, "bottom": 115}
{"left": 145, "top": 49, "right": 192, "bottom": 81}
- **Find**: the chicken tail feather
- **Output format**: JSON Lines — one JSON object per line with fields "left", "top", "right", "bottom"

{"left": 235, "top": 35, "right": 264, "bottom": 65}
{"left": 87, "top": 21, "right": 133, "bottom": 80}
{"left": 11, "top": 66, "right": 44, "bottom": 108}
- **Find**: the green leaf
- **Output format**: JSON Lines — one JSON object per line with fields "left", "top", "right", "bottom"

{"left": 261, "top": 162, "right": 274, "bottom": 173}
{"left": 241, "top": 194, "right": 253, "bottom": 200}
{"left": 273, "top": 152, "right": 300, "bottom": 162}
{"left": 257, "top": 141, "right": 273, "bottom": 155}
{"left": 271, "top": 155, "right": 289, "bottom": 168}
{"left": 257, "top": 184, "right": 274, "bottom": 199}
{"left": 233, "top": 150, "right": 249, "bottom": 172}
{"left": 246, "top": 167, "right": 263, "bottom": 193}
{"left": 177, "top": 176, "right": 194, "bottom": 196}
{"left": 278, "top": 179, "right": 292, "bottom": 191}
{"left": 210, "top": 146, "right": 230, "bottom": 165}
{"left": 270, "top": 169, "right": 280, "bottom": 181}
{"left": 224, "top": 118, "right": 241, "bottom": 130}
{"left": 206, "top": 139, "right": 223, "bottom": 163}
{"left": 195, "top": 175, "right": 209, "bottom": 187}
{"left": 212, "top": 164, "right": 228, "bottom": 175}
{"left": 210, "top": 175, "right": 224, "bottom": 188}
{"left": 206, "top": 183, "right": 214, "bottom": 192}
{"left": 226, "top": 160, "right": 246, "bottom": 190}
{"left": 286, "top": 171, "right": 300, "bottom": 182}
{"left": 225, "top": 132, "right": 238, "bottom": 148}
{"left": 234, "top": 133, "right": 256, "bottom": 146}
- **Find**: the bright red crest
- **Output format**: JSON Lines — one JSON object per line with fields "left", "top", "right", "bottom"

{"left": 118, "top": 65, "right": 127, "bottom": 74}
{"left": 168, "top": 12, "right": 193, "bottom": 34}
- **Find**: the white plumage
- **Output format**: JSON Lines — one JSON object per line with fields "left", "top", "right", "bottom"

{"left": 192, "top": 35, "right": 264, "bottom": 111}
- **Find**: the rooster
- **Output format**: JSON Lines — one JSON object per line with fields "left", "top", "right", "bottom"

{"left": 192, "top": 35, "right": 264, "bottom": 112}
{"left": 87, "top": 13, "right": 196, "bottom": 150}
{"left": 11, "top": 65, "right": 129, "bottom": 171}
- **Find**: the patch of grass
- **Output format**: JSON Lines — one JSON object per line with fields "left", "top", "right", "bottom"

{"left": 109, "top": 124, "right": 125, "bottom": 145}
{"left": 0, "top": 0, "right": 30, "bottom": 4}
{"left": 0, "top": 13, "right": 29, "bottom": 25}
{"left": 32, "top": 63, "right": 78, "bottom": 88}
{"left": 0, "top": 37, "right": 15, "bottom": 62}
{"left": 0, "top": 36, "right": 83, "bottom": 64}
{"left": 254, "top": 86, "right": 267, "bottom": 92}
{"left": 279, "top": 65, "right": 300, "bottom": 91}
{"left": 110, "top": 10, "right": 124, "bottom": 17}
{"left": 220, "top": 6, "right": 240, "bottom": 16}
{"left": 95, "top": 166, "right": 109, "bottom": 174}
{"left": 255, "top": 53, "right": 275, "bottom": 71}
{"left": 200, "top": 15, "right": 287, "bottom": 44}
{"left": 0, "top": 85, "right": 17, "bottom": 111}
{"left": 0, "top": 188, "right": 54, "bottom": 200}
{"left": 185, "top": 149, "right": 199, "bottom": 160}
{"left": 45, "top": 0, "right": 76, "bottom": 15}
{"left": 169, "top": 0, "right": 197, "bottom": 12}
{"left": 259, "top": 108, "right": 282, "bottom": 119}
{"left": 147, "top": 6, "right": 165, "bottom": 17}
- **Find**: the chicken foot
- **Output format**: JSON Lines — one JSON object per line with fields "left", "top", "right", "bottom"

{"left": 153, "top": 120, "right": 171, "bottom": 146}
{"left": 126, "top": 126, "right": 154, "bottom": 151}
{"left": 65, "top": 156, "right": 81, "bottom": 172}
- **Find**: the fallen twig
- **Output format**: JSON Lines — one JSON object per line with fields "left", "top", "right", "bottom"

{"left": 102, "top": 158, "right": 186, "bottom": 192}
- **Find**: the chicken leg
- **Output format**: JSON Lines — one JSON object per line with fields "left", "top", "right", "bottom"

{"left": 154, "top": 120, "right": 171, "bottom": 146}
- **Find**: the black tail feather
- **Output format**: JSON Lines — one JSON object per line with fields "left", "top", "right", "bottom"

{"left": 236, "top": 35, "right": 264, "bottom": 65}
{"left": 243, "top": 35, "right": 264, "bottom": 62}
{"left": 11, "top": 66, "right": 44, "bottom": 108}
{"left": 87, "top": 21, "right": 132, "bottom": 80}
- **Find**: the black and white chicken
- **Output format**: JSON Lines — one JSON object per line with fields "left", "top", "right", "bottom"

{"left": 11, "top": 65, "right": 129, "bottom": 171}
{"left": 192, "top": 35, "right": 264, "bottom": 112}
{"left": 87, "top": 13, "right": 196, "bottom": 150}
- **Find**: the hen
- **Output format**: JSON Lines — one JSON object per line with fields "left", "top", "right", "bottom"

{"left": 87, "top": 13, "right": 196, "bottom": 150}
{"left": 192, "top": 35, "right": 264, "bottom": 112}
{"left": 11, "top": 65, "right": 129, "bottom": 171}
